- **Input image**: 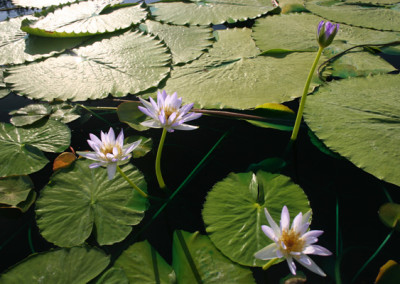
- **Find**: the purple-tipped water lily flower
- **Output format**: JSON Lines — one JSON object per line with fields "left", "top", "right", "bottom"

{"left": 77, "top": 128, "right": 141, "bottom": 180}
{"left": 255, "top": 206, "right": 332, "bottom": 277}
{"left": 317, "top": 20, "right": 339, "bottom": 48}
{"left": 138, "top": 90, "right": 202, "bottom": 132}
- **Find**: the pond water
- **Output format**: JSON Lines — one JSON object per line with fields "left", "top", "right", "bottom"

{"left": 1, "top": 0, "right": 400, "bottom": 283}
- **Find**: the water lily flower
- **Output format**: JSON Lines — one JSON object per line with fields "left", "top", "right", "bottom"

{"left": 77, "top": 128, "right": 141, "bottom": 180}
{"left": 255, "top": 206, "right": 332, "bottom": 277}
{"left": 317, "top": 20, "right": 339, "bottom": 48}
{"left": 138, "top": 90, "right": 202, "bottom": 132}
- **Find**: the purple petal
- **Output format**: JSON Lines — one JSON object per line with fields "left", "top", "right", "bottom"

{"left": 88, "top": 162, "right": 103, "bottom": 169}
{"left": 123, "top": 139, "right": 141, "bottom": 154}
{"left": 264, "top": 208, "right": 280, "bottom": 236}
{"left": 262, "top": 225, "right": 278, "bottom": 242}
{"left": 317, "top": 21, "right": 324, "bottom": 35}
{"left": 295, "top": 254, "right": 327, "bottom": 277}
{"left": 303, "top": 230, "right": 324, "bottom": 244}
{"left": 286, "top": 257, "right": 297, "bottom": 275}
{"left": 107, "top": 163, "right": 117, "bottom": 180}
{"left": 172, "top": 124, "right": 199, "bottom": 131}
{"left": 303, "top": 245, "right": 332, "bottom": 256}
{"left": 254, "top": 243, "right": 278, "bottom": 260}
{"left": 116, "top": 130, "right": 124, "bottom": 146}
{"left": 280, "top": 206, "right": 290, "bottom": 231}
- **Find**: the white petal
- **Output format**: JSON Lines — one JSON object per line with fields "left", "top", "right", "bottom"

{"left": 180, "top": 103, "right": 193, "bottom": 115}
{"left": 141, "top": 120, "right": 162, "bottom": 129}
{"left": 303, "top": 230, "right": 324, "bottom": 245}
{"left": 123, "top": 140, "right": 141, "bottom": 154}
{"left": 280, "top": 206, "right": 290, "bottom": 231}
{"left": 89, "top": 162, "right": 103, "bottom": 169}
{"left": 138, "top": 105, "right": 154, "bottom": 118}
{"left": 262, "top": 225, "right": 278, "bottom": 242}
{"left": 89, "top": 133, "right": 102, "bottom": 145}
{"left": 182, "top": 112, "right": 202, "bottom": 123}
{"left": 172, "top": 124, "right": 199, "bottom": 131}
{"left": 254, "top": 243, "right": 278, "bottom": 260}
{"left": 107, "top": 128, "right": 115, "bottom": 145}
{"left": 87, "top": 139, "right": 100, "bottom": 152}
{"left": 295, "top": 254, "right": 327, "bottom": 277}
{"left": 286, "top": 256, "right": 297, "bottom": 275}
{"left": 107, "top": 163, "right": 117, "bottom": 180}
{"left": 116, "top": 129, "right": 124, "bottom": 146}
{"left": 76, "top": 151, "right": 100, "bottom": 161}
{"left": 264, "top": 208, "right": 280, "bottom": 236}
{"left": 112, "top": 146, "right": 119, "bottom": 156}
{"left": 291, "top": 212, "right": 303, "bottom": 232}
{"left": 303, "top": 245, "right": 332, "bottom": 256}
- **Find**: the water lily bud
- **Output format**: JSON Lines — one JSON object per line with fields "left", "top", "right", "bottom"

{"left": 317, "top": 20, "right": 339, "bottom": 48}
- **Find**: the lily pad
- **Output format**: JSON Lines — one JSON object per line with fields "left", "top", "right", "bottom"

{"left": 36, "top": 159, "right": 148, "bottom": 247}
{"left": 0, "top": 120, "right": 71, "bottom": 177}
{"left": 117, "top": 102, "right": 150, "bottom": 131}
{"left": 158, "top": 28, "right": 323, "bottom": 109}
{"left": 12, "top": 0, "right": 81, "bottom": 9}
{"left": 0, "top": 175, "right": 33, "bottom": 206}
{"left": 0, "top": 246, "right": 110, "bottom": 283}
{"left": 21, "top": 0, "right": 147, "bottom": 37}
{"left": 245, "top": 103, "right": 295, "bottom": 131}
{"left": 202, "top": 171, "right": 310, "bottom": 267}
{"left": 114, "top": 240, "right": 176, "bottom": 283}
{"left": 0, "top": 16, "right": 87, "bottom": 65}
{"left": 125, "top": 136, "right": 152, "bottom": 158}
{"left": 376, "top": 260, "right": 400, "bottom": 284}
{"left": 96, "top": 268, "right": 129, "bottom": 284}
{"left": 172, "top": 230, "right": 256, "bottom": 283}
{"left": 150, "top": 0, "right": 275, "bottom": 26}
{"left": 140, "top": 20, "right": 213, "bottom": 64}
{"left": 379, "top": 203, "right": 400, "bottom": 231}
{"left": 278, "top": 0, "right": 307, "bottom": 13}
{"left": 304, "top": 74, "right": 400, "bottom": 187}
{"left": 305, "top": 0, "right": 400, "bottom": 31}
{"left": 5, "top": 30, "right": 171, "bottom": 101}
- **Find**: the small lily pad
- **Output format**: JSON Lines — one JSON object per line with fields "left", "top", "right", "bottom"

{"left": 117, "top": 102, "right": 149, "bottom": 131}
{"left": 379, "top": 203, "right": 400, "bottom": 231}
{"left": 0, "top": 175, "right": 33, "bottom": 206}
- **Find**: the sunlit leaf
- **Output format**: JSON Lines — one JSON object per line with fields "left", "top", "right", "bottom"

{"left": 36, "top": 160, "right": 148, "bottom": 247}
{"left": 12, "top": 0, "right": 82, "bottom": 9}
{"left": 21, "top": 0, "right": 147, "bottom": 37}
{"left": 0, "top": 246, "right": 110, "bottom": 283}
{"left": 379, "top": 203, "right": 400, "bottom": 231}
{"left": 0, "top": 175, "right": 33, "bottom": 206}
{"left": 304, "top": 74, "right": 400, "bottom": 187}
{"left": 114, "top": 240, "right": 176, "bottom": 283}
{"left": 5, "top": 30, "right": 171, "bottom": 101}
{"left": 202, "top": 171, "right": 310, "bottom": 266}
{"left": 150, "top": 0, "right": 275, "bottom": 26}
{"left": 172, "top": 230, "right": 256, "bottom": 283}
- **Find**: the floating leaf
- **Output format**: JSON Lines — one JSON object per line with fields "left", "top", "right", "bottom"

{"left": 158, "top": 28, "right": 323, "bottom": 109}
{"left": 114, "top": 240, "right": 176, "bottom": 283}
{"left": 36, "top": 160, "right": 148, "bottom": 247}
{"left": 96, "top": 267, "right": 129, "bottom": 284}
{"left": 202, "top": 171, "right": 310, "bottom": 266}
{"left": 376, "top": 260, "right": 400, "bottom": 284}
{"left": 305, "top": 0, "right": 400, "bottom": 31}
{"left": 140, "top": 20, "right": 213, "bottom": 64}
{"left": 0, "top": 120, "right": 71, "bottom": 177}
{"left": 5, "top": 30, "right": 171, "bottom": 101}
{"left": 0, "top": 175, "right": 33, "bottom": 206}
{"left": 21, "top": 1, "right": 147, "bottom": 37}
{"left": 125, "top": 136, "right": 152, "bottom": 158}
{"left": 12, "top": 0, "right": 81, "bottom": 9}
{"left": 0, "top": 246, "right": 109, "bottom": 283}
{"left": 117, "top": 102, "right": 150, "bottom": 131}
{"left": 172, "top": 230, "right": 256, "bottom": 283}
{"left": 150, "top": 0, "right": 275, "bottom": 26}
{"left": 53, "top": 152, "right": 77, "bottom": 171}
{"left": 278, "top": 0, "right": 307, "bottom": 14}
{"left": 0, "top": 15, "right": 87, "bottom": 65}
{"left": 304, "top": 74, "right": 400, "bottom": 187}
{"left": 379, "top": 203, "right": 400, "bottom": 231}
{"left": 246, "top": 103, "right": 295, "bottom": 131}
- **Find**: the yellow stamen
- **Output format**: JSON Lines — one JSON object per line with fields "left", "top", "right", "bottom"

{"left": 280, "top": 229, "right": 305, "bottom": 254}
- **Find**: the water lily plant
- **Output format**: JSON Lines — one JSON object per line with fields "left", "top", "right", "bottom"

{"left": 255, "top": 206, "right": 331, "bottom": 277}
{"left": 317, "top": 20, "right": 340, "bottom": 49}
{"left": 77, "top": 127, "right": 148, "bottom": 198}
{"left": 138, "top": 90, "right": 201, "bottom": 189}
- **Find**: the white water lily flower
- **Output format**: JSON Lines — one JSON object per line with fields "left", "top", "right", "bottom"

{"left": 138, "top": 90, "right": 202, "bottom": 132}
{"left": 76, "top": 128, "right": 141, "bottom": 180}
{"left": 255, "top": 206, "right": 331, "bottom": 277}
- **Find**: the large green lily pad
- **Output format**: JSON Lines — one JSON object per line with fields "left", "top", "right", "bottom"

{"left": 150, "top": 0, "right": 275, "bottom": 26}
{"left": 304, "top": 74, "right": 400, "bottom": 187}
{"left": 96, "top": 268, "right": 129, "bottom": 284}
{"left": 114, "top": 240, "right": 176, "bottom": 283}
{"left": 21, "top": 0, "right": 147, "bottom": 37}
{"left": 5, "top": 30, "right": 171, "bottom": 101}
{"left": 0, "top": 120, "right": 71, "bottom": 177}
{"left": 12, "top": 0, "right": 81, "bottom": 8}
{"left": 0, "top": 246, "right": 109, "bottom": 283}
{"left": 305, "top": 0, "right": 400, "bottom": 31}
{"left": 140, "top": 20, "right": 213, "bottom": 65}
{"left": 36, "top": 160, "right": 149, "bottom": 247}
{"left": 172, "top": 230, "right": 256, "bottom": 283}
{"left": 202, "top": 171, "right": 310, "bottom": 267}
{"left": 157, "top": 28, "right": 323, "bottom": 109}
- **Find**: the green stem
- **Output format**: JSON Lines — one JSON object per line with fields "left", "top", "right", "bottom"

{"left": 290, "top": 46, "right": 324, "bottom": 142}
{"left": 155, "top": 128, "right": 167, "bottom": 189}
{"left": 262, "top": 258, "right": 280, "bottom": 270}
{"left": 116, "top": 166, "right": 148, "bottom": 198}
{"left": 350, "top": 229, "right": 394, "bottom": 284}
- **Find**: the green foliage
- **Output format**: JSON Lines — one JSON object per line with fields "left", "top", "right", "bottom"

{"left": 379, "top": 203, "right": 400, "bottom": 231}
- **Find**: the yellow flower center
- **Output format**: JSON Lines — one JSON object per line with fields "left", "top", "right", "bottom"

{"left": 101, "top": 144, "right": 121, "bottom": 158}
{"left": 279, "top": 229, "right": 305, "bottom": 254}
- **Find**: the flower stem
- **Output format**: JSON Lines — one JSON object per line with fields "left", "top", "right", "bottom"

{"left": 117, "top": 166, "right": 148, "bottom": 198}
{"left": 262, "top": 258, "right": 280, "bottom": 270}
{"left": 156, "top": 128, "right": 167, "bottom": 189}
{"left": 290, "top": 46, "right": 324, "bottom": 142}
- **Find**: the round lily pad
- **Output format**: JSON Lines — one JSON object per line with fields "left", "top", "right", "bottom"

{"left": 36, "top": 159, "right": 149, "bottom": 247}
{"left": 0, "top": 175, "right": 33, "bottom": 206}
{"left": 202, "top": 171, "right": 310, "bottom": 267}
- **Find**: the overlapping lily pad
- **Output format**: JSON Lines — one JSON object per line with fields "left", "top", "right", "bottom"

{"left": 114, "top": 240, "right": 176, "bottom": 283}
{"left": 36, "top": 160, "right": 149, "bottom": 247}
{"left": 96, "top": 268, "right": 129, "bottom": 284}
{"left": 172, "top": 230, "right": 256, "bottom": 283}
{"left": 305, "top": 0, "right": 400, "bottom": 31}
{"left": 158, "top": 28, "right": 324, "bottom": 109}
{"left": 0, "top": 16, "right": 87, "bottom": 65}
{"left": 0, "top": 246, "right": 109, "bottom": 283}
{"left": 202, "top": 171, "right": 310, "bottom": 266}
{"left": 150, "top": 0, "right": 275, "bottom": 25}
{"left": 5, "top": 30, "right": 171, "bottom": 101}
{"left": 304, "top": 74, "right": 400, "bottom": 187}
{"left": 21, "top": 0, "right": 147, "bottom": 37}
{"left": 12, "top": 0, "right": 80, "bottom": 9}
{"left": 0, "top": 120, "right": 71, "bottom": 177}
{"left": 140, "top": 20, "right": 213, "bottom": 64}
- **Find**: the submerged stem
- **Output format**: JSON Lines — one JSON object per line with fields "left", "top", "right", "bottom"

{"left": 156, "top": 128, "right": 167, "bottom": 189}
{"left": 290, "top": 46, "right": 324, "bottom": 142}
{"left": 117, "top": 166, "right": 148, "bottom": 198}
